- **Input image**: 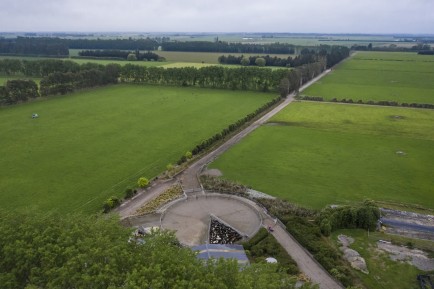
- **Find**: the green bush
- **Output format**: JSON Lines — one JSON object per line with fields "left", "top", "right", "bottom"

{"left": 243, "top": 228, "right": 299, "bottom": 276}
{"left": 137, "top": 177, "right": 149, "bottom": 188}
{"left": 103, "top": 196, "right": 121, "bottom": 213}
{"left": 124, "top": 188, "right": 137, "bottom": 199}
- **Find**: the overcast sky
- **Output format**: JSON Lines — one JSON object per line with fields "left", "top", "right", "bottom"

{"left": 1, "top": 0, "right": 433, "bottom": 34}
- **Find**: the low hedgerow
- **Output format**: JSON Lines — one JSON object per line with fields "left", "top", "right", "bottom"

{"left": 135, "top": 184, "right": 183, "bottom": 215}
{"left": 243, "top": 228, "right": 299, "bottom": 276}
{"left": 200, "top": 175, "right": 248, "bottom": 197}
{"left": 103, "top": 196, "right": 121, "bottom": 213}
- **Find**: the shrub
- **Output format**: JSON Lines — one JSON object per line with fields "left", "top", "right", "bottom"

{"left": 103, "top": 196, "right": 121, "bottom": 213}
{"left": 137, "top": 177, "right": 149, "bottom": 188}
{"left": 125, "top": 188, "right": 137, "bottom": 199}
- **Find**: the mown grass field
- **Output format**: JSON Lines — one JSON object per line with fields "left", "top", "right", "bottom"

{"left": 0, "top": 76, "right": 42, "bottom": 85}
{"left": 303, "top": 51, "right": 434, "bottom": 104}
{"left": 210, "top": 102, "right": 434, "bottom": 210}
{"left": 0, "top": 55, "right": 168, "bottom": 67}
{"left": 0, "top": 84, "right": 275, "bottom": 213}
{"left": 331, "top": 229, "right": 433, "bottom": 289}
{"left": 154, "top": 51, "right": 294, "bottom": 64}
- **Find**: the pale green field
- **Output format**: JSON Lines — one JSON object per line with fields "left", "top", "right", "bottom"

{"left": 303, "top": 51, "right": 434, "bottom": 104}
{"left": 0, "top": 85, "right": 275, "bottom": 213}
{"left": 210, "top": 102, "right": 434, "bottom": 210}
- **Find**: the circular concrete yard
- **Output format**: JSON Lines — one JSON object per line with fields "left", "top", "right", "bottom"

{"left": 160, "top": 193, "right": 262, "bottom": 246}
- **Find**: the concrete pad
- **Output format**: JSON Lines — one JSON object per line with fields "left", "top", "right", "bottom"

{"left": 161, "top": 194, "right": 262, "bottom": 246}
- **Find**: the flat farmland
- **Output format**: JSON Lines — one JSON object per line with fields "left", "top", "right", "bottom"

{"left": 210, "top": 102, "right": 434, "bottom": 210}
{"left": 154, "top": 51, "right": 295, "bottom": 64}
{"left": 0, "top": 55, "right": 168, "bottom": 67}
{"left": 0, "top": 85, "right": 275, "bottom": 213}
{"left": 303, "top": 52, "right": 434, "bottom": 104}
{"left": 0, "top": 76, "right": 41, "bottom": 85}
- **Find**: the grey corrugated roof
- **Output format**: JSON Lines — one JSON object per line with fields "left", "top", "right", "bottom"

{"left": 192, "top": 244, "right": 249, "bottom": 265}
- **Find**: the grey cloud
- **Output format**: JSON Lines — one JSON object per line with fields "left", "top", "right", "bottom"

{"left": 0, "top": 0, "right": 433, "bottom": 33}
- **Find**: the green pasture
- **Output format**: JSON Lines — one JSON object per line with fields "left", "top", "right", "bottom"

{"left": 0, "top": 85, "right": 275, "bottom": 213}
{"left": 0, "top": 76, "right": 42, "bottom": 85}
{"left": 331, "top": 229, "right": 433, "bottom": 289}
{"left": 154, "top": 51, "right": 294, "bottom": 64}
{"left": 0, "top": 55, "right": 168, "bottom": 67}
{"left": 303, "top": 51, "right": 434, "bottom": 104}
{"left": 210, "top": 102, "right": 434, "bottom": 210}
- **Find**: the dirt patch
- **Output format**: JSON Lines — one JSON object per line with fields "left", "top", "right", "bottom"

{"left": 338, "top": 234, "right": 369, "bottom": 274}
{"left": 201, "top": 168, "right": 223, "bottom": 177}
{"left": 389, "top": 115, "right": 406, "bottom": 120}
{"left": 377, "top": 242, "right": 434, "bottom": 271}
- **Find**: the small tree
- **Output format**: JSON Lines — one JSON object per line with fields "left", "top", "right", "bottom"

{"left": 103, "top": 196, "right": 121, "bottom": 213}
{"left": 240, "top": 57, "right": 250, "bottom": 66}
{"left": 185, "top": 151, "right": 192, "bottom": 159}
{"left": 255, "top": 57, "right": 266, "bottom": 67}
{"left": 137, "top": 177, "right": 149, "bottom": 188}
{"left": 166, "top": 163, "right": 174, "bottom": 171}
{"left": 127, "top": 53, "right": 137, "bottom": 61}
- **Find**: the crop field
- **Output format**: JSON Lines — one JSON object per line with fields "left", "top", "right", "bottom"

{"left": 210, "top": 102, "right": 434, "bottom": 210}
{"left": 0, "top": 55, "right": 168, "bottom": 67}
{"left": 0, "top": 84, "right": 275, "bottom": 213}
{"left": 303, "top": 51, "right": 434, "bottom": 104}
{"left": 154, "top": 51, "right": 295, "bottom": 64}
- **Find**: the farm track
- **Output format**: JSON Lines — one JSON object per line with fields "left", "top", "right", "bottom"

{"left": 118, "top": 69, "right": 345, "bottom": 289}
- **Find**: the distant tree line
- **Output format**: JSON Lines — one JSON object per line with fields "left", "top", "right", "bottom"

{"left": 0, "top": 37, "right": 355, "bottom": 60}
{"left": 77, "top": 50, "right": 163, "bottom": 61}
{"left": 418, "top": 50, "right": 434, "bottom": 55}
{"left": 66, "top": 37, "right": 160, "bottom": 50}
{"left": 297, "top": 95, "right": 434, "bottom": 109}
{"left": 0, "top": 46, "right": 349, "bottom": 105}
{"left": 219, "top": 55, "right": 292, "bottom": 67}
{"left": 39, "top": 64, "right": 120, "bottom": 96}
{"left": 0, "top": 37, "right": 69, "bottom": 56}
{"left": 162, "top": 41, "right": 296, "bottom": 54}
{"left": 0, "top": 58, "right": 82, "bottom": 76}
{"left": 120, "top": 65, "right": 289, "bottom": 91}
{"left": 352, "top": 42, "right": 432, "bottom": 53}
{"left": 217, "top": 46, "right": 349, "bottom": 68}
{"left": 0, "top": 59, "right": 121, "bottom": 104}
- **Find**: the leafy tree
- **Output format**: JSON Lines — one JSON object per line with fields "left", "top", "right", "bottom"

{"left": 127, "top": 53, "right": 137, "bottom": 61}
{"left": 255, "top": 57, "right": 266, "bottom": 67}
{"left": 185, "top": 151, "right": 193, "bottom": 159}
{"left": 240, "top": 57, "right": 250, "bottom": 66}
{"left": 0, "top": 211, "right": 311, "bottom": 289}
{"left": 137, "top": 177, "right": 149, "bottom": 188}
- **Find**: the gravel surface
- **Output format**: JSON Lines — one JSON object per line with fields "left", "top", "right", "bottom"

{"left": 377, "top": 242, "right": 434, "bottom": 271}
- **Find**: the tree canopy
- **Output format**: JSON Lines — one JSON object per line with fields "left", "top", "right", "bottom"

{"left": 0, "top": 211, "right": 310, "bottom": 289}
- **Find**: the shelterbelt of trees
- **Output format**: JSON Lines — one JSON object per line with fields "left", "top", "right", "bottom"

{"left": 0, "top": 46, "right": 349, "bottom": 105}
{"left": 77, "top": 50, "right": 163, "bottom": 61}
{"left": 218, "top": 46, "right": 350, "bottom": 68}
{"left": 0, "top": 37, "right": 295, "bottom": 56}
{"left": 352, "top": 42, "right": 433, "bottom": 53}
{"left": 0, "top": 211, "right": 314, "bottom": 289}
